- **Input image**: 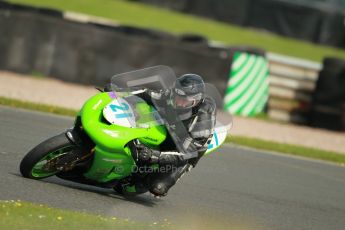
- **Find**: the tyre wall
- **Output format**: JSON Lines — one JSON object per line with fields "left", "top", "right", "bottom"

{"left": 0, "top": 2, "right": 230, "bottom": 96}
{"left": 310, "top": 58, "right": 345, "bottom": 131}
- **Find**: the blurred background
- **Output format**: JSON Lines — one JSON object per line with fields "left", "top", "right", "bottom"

{"left": 0, "top": 0, "right": 345, "bottom": 131}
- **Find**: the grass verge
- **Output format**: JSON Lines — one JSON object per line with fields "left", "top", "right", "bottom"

{"left": 0, "top": 200, "right": 253, "bottom": 230}
{"left": 0, "top": 96, "right": 78, "bottom": 117}
{"left": 0, "top": 200, "right": 171, "bottom": 230}
{"left": 1, "top": 96, "right": 344, "bottom": 164}
{"left": 7, "top": 0, "right": 345, "bottom": 62}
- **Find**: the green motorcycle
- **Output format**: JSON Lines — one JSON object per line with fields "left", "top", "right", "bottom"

{"left": 20, "top": 66, "right": 231, "bottom": 195}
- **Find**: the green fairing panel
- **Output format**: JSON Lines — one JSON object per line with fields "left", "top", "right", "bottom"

{"left": 83, "top": 146, "right": 134, "bottom": 182}
{"left": 79, "top": 92, "right": 167, "bottom": 182}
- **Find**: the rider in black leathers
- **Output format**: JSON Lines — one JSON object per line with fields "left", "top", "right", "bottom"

{"left": 107, "top": 74, "right": 216, "bottom": 197}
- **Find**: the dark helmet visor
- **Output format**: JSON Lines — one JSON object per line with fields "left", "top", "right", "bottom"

{"left": 174, "top": 89, "right": 202, "bottom": 109}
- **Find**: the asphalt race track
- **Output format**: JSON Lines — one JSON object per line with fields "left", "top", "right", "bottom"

{"left": 1, "top": 106, "right": 345, "bottom": 230}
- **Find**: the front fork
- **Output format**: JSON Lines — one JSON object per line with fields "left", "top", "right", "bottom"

{"left": 62, "top": 117, "right": 96, "bottom": 171}
{"left": 67, "top": 116, "right": 95, "bottom": 149}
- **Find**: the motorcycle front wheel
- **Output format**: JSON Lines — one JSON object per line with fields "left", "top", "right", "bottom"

{"left": 20, "top": 132, "right": 77, "bottom": 179}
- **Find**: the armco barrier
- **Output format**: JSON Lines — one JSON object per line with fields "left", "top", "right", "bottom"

{"left": 0, "top": 2, "right": 334, "bottom": 128}
{"left": 0, "top": 3, "right": 230, "bottom": 95}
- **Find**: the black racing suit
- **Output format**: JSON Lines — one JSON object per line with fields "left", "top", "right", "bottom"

{"left": 128, "top": 88, "right": 217, "bottom": 196}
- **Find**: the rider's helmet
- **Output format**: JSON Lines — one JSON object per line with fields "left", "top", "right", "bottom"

{"left": 172, "top": 74, "right": 205, "bottom": 109}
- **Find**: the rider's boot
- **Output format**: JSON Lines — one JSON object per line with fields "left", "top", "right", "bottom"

{"left": 147, "top": 164, "right": 192, "bottom": 197}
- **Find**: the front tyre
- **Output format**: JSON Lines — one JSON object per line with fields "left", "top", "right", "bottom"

{"left": 20, "top": 133, "right": 77, "bottom": 179}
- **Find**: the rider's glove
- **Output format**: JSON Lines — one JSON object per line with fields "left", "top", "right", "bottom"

{"left": 136, "top": 144, "right": 186, "bottom": 166}
{"left": 136, "top": 145, "right": 155, "bottom": 162}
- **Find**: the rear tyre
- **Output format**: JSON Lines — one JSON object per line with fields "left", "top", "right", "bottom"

{"left": 20, "top": 133, "right": 77, "bottom": 179}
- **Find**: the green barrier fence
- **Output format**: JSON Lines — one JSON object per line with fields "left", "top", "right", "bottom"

{"left": 224, "top": 52, "right": 269, "bottom": 116}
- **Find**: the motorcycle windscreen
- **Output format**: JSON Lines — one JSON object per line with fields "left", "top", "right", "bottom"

{"left": 110, "top": 65, "right": 176, "bottom": 90}
{"left": 110, "top": 66, "right": 232, "bottom": 160}
{"left": 110, "top": 65, "right": 198, "bottom": 159}
{"left": 107, "top": 66, "right": 175, "bottom": 129}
